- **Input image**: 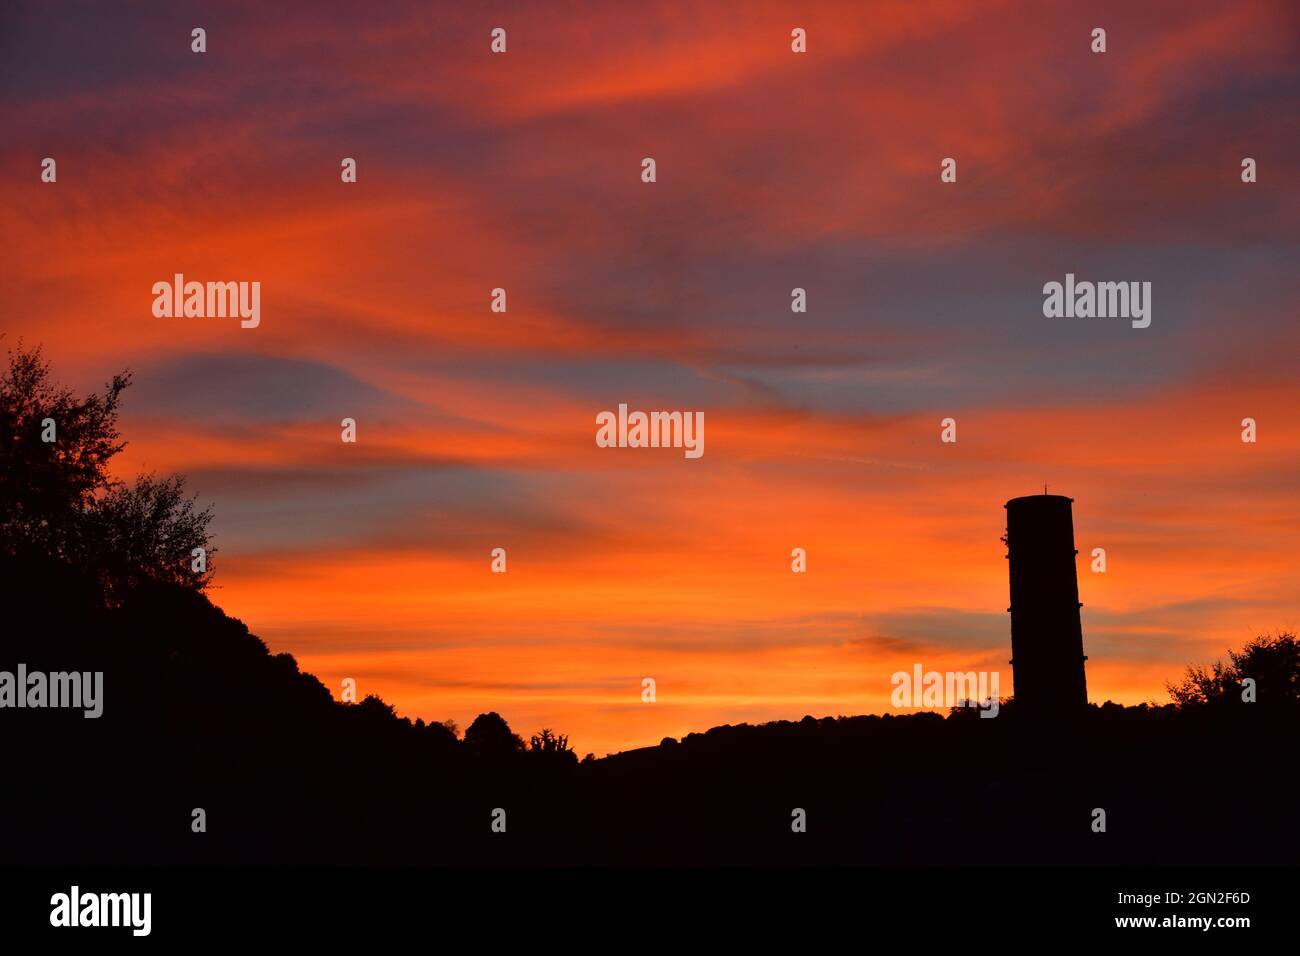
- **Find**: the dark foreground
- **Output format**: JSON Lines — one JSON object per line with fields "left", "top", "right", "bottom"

{"left": 3, "top": 555, "right": 1296, "bottom": 867}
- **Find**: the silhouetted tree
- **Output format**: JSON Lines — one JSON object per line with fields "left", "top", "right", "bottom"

{"left": 1167, "top": 659, "right": 1233, "bottom": 707}
{"left": 1168, "top": 632, "right": 1300, "bottom": 709}
{"left": 0, "top": 342, "right": 128, "bottom": 560}
{"left": 422, "top": 718, "right": 459, "bottom": 751}
{"left": 356, "top": 694, "right": 399, "bottom": 719}
{"left": 91, "top": 473, "right": 216, "bottom": 599}
{"left": 464, "top": 712, "right": 525, "bottom": 757}
{"left": 0, "top": 343, "right": 214, "bottom": 597}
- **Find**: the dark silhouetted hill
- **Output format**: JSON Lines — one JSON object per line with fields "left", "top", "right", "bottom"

{"left": 3, "top": 342, "right": 1297, "bottom": 864}
{"left": 5, "top": 548, "right": 1297, "bottom": 865}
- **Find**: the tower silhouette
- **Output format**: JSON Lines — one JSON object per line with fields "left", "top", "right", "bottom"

{"left": 1004, "top": 494, "right": 1088, "bottom": 712}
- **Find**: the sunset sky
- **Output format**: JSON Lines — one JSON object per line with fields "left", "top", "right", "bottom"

{"left": 3, "top": 0, "right": 1298, "bottom": 755}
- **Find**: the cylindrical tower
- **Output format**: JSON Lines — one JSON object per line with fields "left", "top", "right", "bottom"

{"left": 1004, "top": 494, "right": 1088, "bottom": 712}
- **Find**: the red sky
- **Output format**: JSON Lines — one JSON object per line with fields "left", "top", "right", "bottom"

{"left": 3, "top": 0, "right": 1298, "bottom": 754}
